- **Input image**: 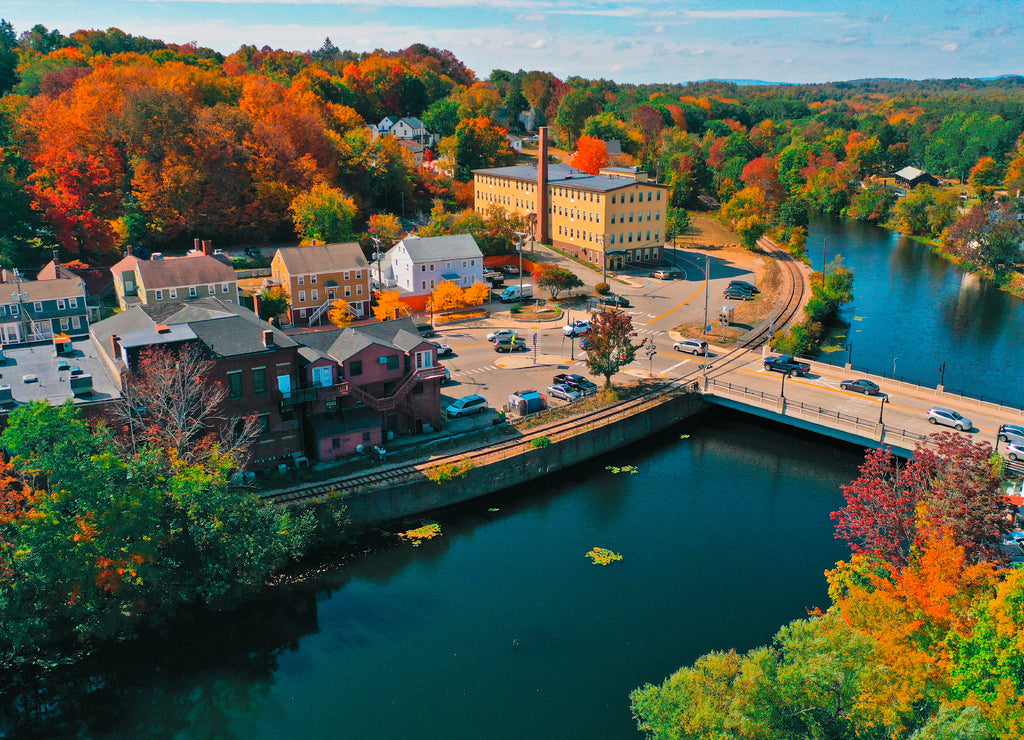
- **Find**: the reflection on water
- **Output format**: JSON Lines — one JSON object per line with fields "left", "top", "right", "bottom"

{"left": 812, "top": 218, "right": 1024, "bottom": 405}
{"left": 3, "top": 412, "right": 863, "bottom": 740}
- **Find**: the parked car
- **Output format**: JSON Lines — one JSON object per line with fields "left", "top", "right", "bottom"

{"left": 483, "top": 270, "right": 505, "bottom": 285}
{"left": 998, "top": 424, "right": 1024, "bottom": 444}
{"left": 1005, "top": 442, "right": 1024, "bottom": 462}
{"left": 724, "top": 285, "right": 755, "bottom": 300}
{"left": 926, "top": 407, "right": 972, "bottom": 432}
{"left": 433, "top": 342, "right": 454, "bottom": 357}
{"left": 651, "top": 269, "right": 679, "bottom": 280}
{"left": 486, "top": 329, "right": 517, "bottom": 342}
{"left": 599, "top": 294, "right": 631, "bottom": 308}
{"left": 502, "top": 264, "right": 521, "bottom": 275}
{"left": 547, "top": 384, "right": 582, "bottom": 402}
{"left": 840, "top": 379, "right": 881, "bottom": 395}
{"left": 673, "top": 338, "right": 708, "bottom": 355}
{"left": 763, "top": 355, "right": 810, "bottom": 376}
{"left": 728, "top": 280, "right": 759, "bottom": 294}
{"left": 494, "top": 336, "right": 528, "bottom": 353}
{"left": 445, "top": 394, "right": 487, "bottom": 418}
{"left": 244, "top": 247, "right": 262, "bottom": 259}
{"left": 562, "top": 320, "right": 592, "bottom": 337}
{"left": 579, "top": 337, "right": 592, "bottom": 351}
{"left": 552, "top": 373, "right": 599, "bottom": 395}
{"left": 416, "top": 324, "right": 437, "bottom": 338}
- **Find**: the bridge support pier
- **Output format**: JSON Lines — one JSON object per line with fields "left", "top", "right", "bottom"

{"left": 875, "top": 422, "right": 885, "bottom": 441}
{"left": 776, "top": 396, "right": 786, "bottom": 413}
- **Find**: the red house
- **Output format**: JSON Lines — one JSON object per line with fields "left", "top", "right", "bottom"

{"left": 287, "top": 317, "right": 446, "bottom": 461}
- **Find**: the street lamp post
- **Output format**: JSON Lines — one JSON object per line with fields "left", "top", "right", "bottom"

{"left": 514, "top": 230, "right": 529, "bottom": 298}
{"left": 846, "top": 341, "right": 853, "bottom": 369}
{"left": 938, "top": 361, "right": 947, "bottom": 387}
{"left": 892, "top": 357, "right": 898, "bottom": 379}
{"left": 703, "top": 253, "right": 710, "bottom": 336}
{"left": 780, "top": 370, "right": 788, "bottom": 399}
{"left": 878, "top": 395, "right": 889, "bottom": 425}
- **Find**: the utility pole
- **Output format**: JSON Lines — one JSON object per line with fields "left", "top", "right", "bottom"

{"left": 821, "top": 236, "right": 827, "bottom": 287}
{"left": 703, "top": 253, "right": 710, "bottom": 335}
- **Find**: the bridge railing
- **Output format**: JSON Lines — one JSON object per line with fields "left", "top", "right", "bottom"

{"left": 706, "top": 378, "right": 929, "bottom": 448}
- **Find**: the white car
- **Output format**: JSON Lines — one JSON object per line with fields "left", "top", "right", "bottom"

{"left": 445, "top": 394, "right": 488, "bottom": 418}
{"left": 546, "top": 384, "right": 582, "bottom": 402}
{"left": 926, "top": 407, "right": 972, "bottom": 432}
{"left": 562, "top": 320, "right": 591, "bottom": 337}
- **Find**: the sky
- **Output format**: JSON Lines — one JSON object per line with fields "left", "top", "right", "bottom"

{"left": 5, "top": 0, "right": 1023, "bottom": 85}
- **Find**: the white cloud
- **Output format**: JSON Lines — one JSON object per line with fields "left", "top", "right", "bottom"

{"left": 941, "top": 42, "right": 959, "bottom": 51}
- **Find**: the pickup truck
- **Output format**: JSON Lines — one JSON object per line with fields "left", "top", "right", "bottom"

{"left": 763, "top": 354, "right": 810, "bottom": 376}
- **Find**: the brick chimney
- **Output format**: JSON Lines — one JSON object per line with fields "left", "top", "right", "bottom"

{"left": 252, "top": 291, "right": 262, "bottom": 319}
{"left": 202, "top": 240, "right": 213, "bottom": 256}
{"left": 194, "top": 238, "right": 201, "bottom": 251}
{"left": 536, "top": 126, "right": 548, "bottom": 244}
{"left": 262, "top": 329, "right": 274, "bottom": 348}
{"left": 110, "top": 333, "right": 121, "bottom": 358}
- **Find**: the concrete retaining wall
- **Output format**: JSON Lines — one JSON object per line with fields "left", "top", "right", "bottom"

{"left": 343, "top": 391, "right": 706, "bottom": 524}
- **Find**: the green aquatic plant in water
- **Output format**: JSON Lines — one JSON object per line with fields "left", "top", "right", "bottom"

{"left": 606, "top": 465, "right": 638, "bottom": 474}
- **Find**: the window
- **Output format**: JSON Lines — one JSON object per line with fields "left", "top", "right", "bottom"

{"left": 344, "top": 286, "right": 351, "bottom": 297}
{"left": 652, "top": 248, "right": 659, "bottom": 260}
{"left": 344, "top": 270, "right": 350, "bottom": 280}
{"left": 155, "top": 291, "right": 163, "bottom": 300}
{"left": 69, "top": 297, "right": 78, "bottom": 308}
{"left": 189, "top": 286, "right": 198, "bottom": 297}
{"left": 228, "top": 371, "right": 243, "bottom": 398}
{"left": 629, "top": 213, "right": 634, "bottom": 222}
{"left": 57, "top": 299, "right": 66, "bottom": 310}
{"left": 311, "top": 289, "right": 318, "bottom": 302}
{"left": 386, "top": 355, "right": 399, "bottom": 370}
{"left": 415, "top": 349, "right": 432, "bottom": 368}
{"left": 611, "top": 194, "right": 617, "bottom": 204}
{"left": 421, "top": 265, "right": 426, "bottom": 272}
{"left": 657, "top": 191, "right": 661, "bottom": 200}
{"left": 10, "top": 304, "right": 18, "bottom": 316}
{"left": 361, "top": 432, "right": 371, "bottom": 442}
{"left": 169, "top": 289, "right": 177, "bottom": 299}
{"left": 349, "top": 360, "right": 363, "bottom": 376}
{"left": 312, "top": 365, "right": 332, "bottom": 387}
{"left": 0, "top": 305, "right": 6, "bottom": 315}
{"left": 355, "top": 270, "right": 362, "bottom": 279}
{"left": 298, "top": 291, "right": 306, "bottom": 302}
{"left": 421, "top": 281, "right": 427, "bottom": 290}
{"left": 356, "top": 284, "right": 363, "bottom": 295}
{"left": 252, "top": 367, "right": 267, "bottom": 395}
{"left": 33, "top": 301, "right": 42, "bottom": 312}
{"left": 297, "top": 275, "right": 305, "bottom": 285}
{"left": 610, "top": 214, "right": 616, "bottom": 224}
{"left": 208, "top": 284, "right": 215, "bottom": 295}
{"left": 257, "top": 414, "right": 270, "bottom": 433}
{"left": 310, "top": 274, "right": 317, "bottom": 283}
{"left": 332, "top": 438, "right": 341, "bottom": 449}
{"left": 72, "top": 316, "right": 81, "bottom": 329}
{"left": 60, "top": 317, "right": 69, "bottom": 330}
{"left": 222, "top": 283, "right": 229, "bottom": 293}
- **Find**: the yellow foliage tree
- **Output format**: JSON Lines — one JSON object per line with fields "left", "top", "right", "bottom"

{"left": 327, "top": 299, "right": 355, "bottom": 327}
{"left": 462, "top": 281, "right": 491, "bottom": 306}
{"left": 373, "top": 290, "right": 410, "bottom": 321}
{"left": 431, "top": 281, "right": 464, "bottom": 313}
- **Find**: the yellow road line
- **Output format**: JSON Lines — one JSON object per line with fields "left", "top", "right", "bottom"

{"left": 649, "top": 285, "right": 706, "bottom": 324}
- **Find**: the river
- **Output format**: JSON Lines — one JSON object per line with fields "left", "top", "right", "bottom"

{"left": 810, "top": 217, "right": 1024, "bottom": 408}
{"left": 10, "top": 217, "right": 1023, "bottom": 739}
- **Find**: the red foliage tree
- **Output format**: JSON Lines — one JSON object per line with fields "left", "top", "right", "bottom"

{"left": 832, "top": 433, "right": 1009, "bottom": 566}
{"left": 740, "top": 156, "right": 784, "bottom": 204}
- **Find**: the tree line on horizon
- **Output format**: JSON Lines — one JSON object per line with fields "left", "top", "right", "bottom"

{"left": 2, "top": 20, "right": 1024, "bottom": 274}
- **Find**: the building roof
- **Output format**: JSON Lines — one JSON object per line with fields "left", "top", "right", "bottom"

{"left": 295, "top": 316, "right": 428, "bottom": 363}
{"left": 91, "top": 298, "right": 296, "bottom": 361}
{"left": 895, "top": 166, "right": 928, "bottom": 180}
{"left": 0, "top": 275, "right": 86, "bottom": 302}
{"left": 0, "top": 337, "right": 121, "bottom": 409}
{"left": 473, "top": 163, "right": 668, "bottom": 192}
{"left": 391, "top": 234, "right": 483, "bottom": 264}
{"left": 109, "top": 254, "right": 237, "bottom": 291}
{"left": 36, "top": 260, "right": 114, "bottom": 298}
{"left": 274, "top": 242, "right": 369, "bottom": 276}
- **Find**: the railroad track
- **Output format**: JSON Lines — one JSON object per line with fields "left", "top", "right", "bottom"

{"left": 262, "top": 250, "right": 809, "bottom": 507}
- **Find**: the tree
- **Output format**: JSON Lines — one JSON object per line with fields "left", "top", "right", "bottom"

{"left": 422, "top": 97, "right": 461, "bottom": 139}
{"left": 0, "top": 20, "right": 18, "bottom": 95}
{"left": 462, "top": 281, "right": 491, "bottom": 306}
{"left": 327, "top": 299, "right": 355, "bottom": 327}
{"left": 944, "top": 202, "right": 1024, "bottom": 269}
{"left": 290, "top": 182, "right": 358, "bottom": 243}
{"left": 568, "top": 135, "right": 609, "bottom": 175}
{"left": 831, "top": 433, "right": 1007, "bottom": 567}
{"left": 367, "top": 212, "right": 404, "bottom": 249}
{"left": 373, "top": 290, "right": 411, "bottom": 321}
{"left": 554, "top": 89, "right": 600, "bottom": 148}
{"left": 111, "top": 344, "right": 257, "bottom": 465}
{"left": 665, "top": 207, "right": 692, "bottom": 245}
{"left": 584, "top": 310, "right": 641, "bottom": 388}
{"left": 442, "top": 117, "right": 517, "bottom": 180}
{"left": 533, "top": 264, "right": 583, "bottom": 299}
{"left": 846, "top": 183, "right": 897, "bottom": 223}
{"left": 257, "top": 285, "right": 290, "bottom": 322}
{"left": 430, "top": 280, "right": 464, "bottom": 312}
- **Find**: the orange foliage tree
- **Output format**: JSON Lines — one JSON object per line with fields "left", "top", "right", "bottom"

{"left": 373, "top": 290, "right": 411, "bottom": 321}
{"left": 568, "top": 135, "right": 609, "bottom": 175}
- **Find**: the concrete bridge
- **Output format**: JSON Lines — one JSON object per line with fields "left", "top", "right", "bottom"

{"left": 699, "top": 348, "right": 1024, "bottom": 464}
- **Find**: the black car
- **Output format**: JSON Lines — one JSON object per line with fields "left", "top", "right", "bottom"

{"left": 244, "top": 247, "right": 263, "bottom": 259}
{"left": 599, "top": 294, "right": 631, "bottom": 308}
{"left": 723, "top": 286, "right": 755, "bottom": 300}
{"left": 552, "top": 373, "right": 599, "bottom": 396}
{"left": 728, "top": 280, "right": 759, "bottom": 294}
{"left": 840, "top": 378, "right": 881, "bottom": 395}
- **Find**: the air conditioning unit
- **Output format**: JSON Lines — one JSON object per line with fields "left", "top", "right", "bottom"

{"left": 378, "top": 357, "right": 388, "bottom": 364}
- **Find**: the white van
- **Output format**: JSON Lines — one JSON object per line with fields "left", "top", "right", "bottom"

{"left": 499, "top": 284, "right": 533, "bottom": 303}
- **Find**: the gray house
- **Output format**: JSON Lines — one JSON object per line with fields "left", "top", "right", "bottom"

{"left": 0, "top": 269, "right": 90, "bottom": 345}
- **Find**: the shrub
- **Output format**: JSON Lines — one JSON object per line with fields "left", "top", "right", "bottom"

{"left": 595, "top": 282, "right": 611, "bottom": 295}
{"left": 424, "top": 457, "right": 474, "bottom": 483}
{"left": 530, "top": 436, "right": 552, "bottom": 449}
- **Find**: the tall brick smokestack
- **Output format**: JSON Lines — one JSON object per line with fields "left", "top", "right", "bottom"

{"left": 536, "top": 126, "right": 548, "bottom": 244}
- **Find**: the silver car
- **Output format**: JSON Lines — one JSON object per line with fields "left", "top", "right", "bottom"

{"left": 546, "top": 384, "right": 582, "bottom": 402}
{"left": 673, "top": 338, "right": 708, "bottom": 355}
{"left": 998, "top": 424, "right": 1024, "bottom": 444}
{"left": 1006, "top": 442, "right": 1024, "bottom": 462}
{"left": 926, "top": 407, "right": 972, "bottom": 432}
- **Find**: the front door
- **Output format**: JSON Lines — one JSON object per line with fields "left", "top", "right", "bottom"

{"left": 277, "top": 374, "right": 292, "bottom": 397}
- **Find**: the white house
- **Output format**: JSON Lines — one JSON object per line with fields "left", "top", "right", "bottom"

{"left": 382, "top": 234, "right": 484, "bottom": 296}
{"left": 377, "top": 116, "right": 434, "bottom": 146}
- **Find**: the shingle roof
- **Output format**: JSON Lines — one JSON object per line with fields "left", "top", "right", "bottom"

{"left": 895, "top": 166, "right": 927, "bottom": 180}
{"left": 391, "top": 234, "right": 483, "bottom": 263}
{"left": 473, "top": 163, "right": 668, "bottom": 192}
{"left": 109, "top": 254, "right": 237, "bottom": 290}
{"left": 0, "top": 276, "right": 86, "bottom": 302}
{"left": 274, "top": 243, "right": 369, "bottom": 275}
{"left": 293, "top": 316, "right": 429, "bottom": 362}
